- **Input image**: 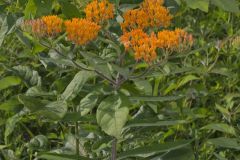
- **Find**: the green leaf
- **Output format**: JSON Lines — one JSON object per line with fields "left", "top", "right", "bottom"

{"left": 111, "top": 64, "right": 129, "bottom": 79}
{"left": 26, "top": 86, "right": 56, "bottom": 97}
{"left": 214, "top": 153, "right": 228, "bottom": 160}
{"left": 78, "top": 92, "right": 99, "bottom": 116}
{"left": 211, "top": 0, "right": 239, "bottom": 13}
{"left": 177, "top": 75, "right": 199, "bottom": 89}
{"left": 124, "top": 120, "right": 188, "bottom": 129}
{"left": 18, "top": 95, "right": 67, "bottom": 120}
{"left": 24, "top": 0, "right": 53, "bottom": 18}
{"left": 215, "top": 104, "right": 230, "bottom": 121}
{"left": 185, "top": 0, "right": 209, "bottom": 12}
{"left": 134, "top": 80, "right": 152, "bottom": 96}
{"left": 97, "top": 94, "right": 129, "bottom": 138}
{"left": 202, "top": 123, "right": 236, "bottom": 136}
{"left": 4, "top": 110, "right": 28, "bottom": 144}
{"left": 38, "top": 153, "right": 89, "bottom": 160}
{"left": 24, "top": 0, "right": 37, "bottom": 18}
{"left": 118, "top": 140, "right": 192, "bottom": 159}
{"left": 80, "top": 52, "right": 113, "bottom": 81}
{"left": 160, "top": 147, "right": 195, "bottom": 160}
{"left": 18, "top": 95, "right": 46, "bottom": 112}
{"left": 208, "top": 137, "right": 240, "bottom": 150}
{"left": 0, "top": 15, "right": 15, "bottom": 46}
{"left": 58, "top": 0, "right": 82, "bottom": 18}
{"left": 0, "top": 97, "right": 22, "bottom": 111}
{"left": 0, "top": 76, "right": 21, "bottom": 91}
{"left": 28, "top": 135, "right": 48, "bottom": 150}
{"left": 40, "top": 100, "right": 68, "bottom": 120}
{"left": 61, "top": 71, "right": 94, "bottom": 101}
{"left": 129, "top": 95, "right": 184, "bottom": 102}
{"left": 12, "top": 65, "right": 41, "bottom": 86}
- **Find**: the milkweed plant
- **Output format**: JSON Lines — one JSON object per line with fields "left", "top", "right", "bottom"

{"left": 20, "top": 0, "right": 194, "bottom": 159}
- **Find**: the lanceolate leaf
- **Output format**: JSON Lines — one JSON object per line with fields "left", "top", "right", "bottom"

{"left": 129, "top": 95, "right": 184, "bottom": 102}
{"left": 96, "top": 94, "right": 129, "bottom": 138}
{"left": 61, "top": 71, "right": 94, "bottom": 101}
{"left": 118, "top": 140, "right": 192, "bottom": 159}
{"left": 201, "top": 123, "right": 236, "bottom": 136}
{"left": 0, "top": 76, "right": 21, "bottom": 91}
{"left": 38, "top": 152, "right": 90, "bottom": 160}
{"left": 208, "top": 137, "right": 240, "bottom": 150}
{"left": 124, "top": 120, "right": 188, "bottom": 129}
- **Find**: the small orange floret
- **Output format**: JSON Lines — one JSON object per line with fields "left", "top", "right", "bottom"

{"left": 85, "top": 0, "right": 114, "bottom": 24}
{"left": 121, "top": 0, "right": 171, "bottom": 32}
{"left": 120, "top": 29, "right": 158, "bottom": 62}
{"left": 22, "top": 15, "right": 63, "bottom": 37}
{"left": 121, "top": 9, "right": 148, "bottom": 33}
{"left": 157, "top": 29, "right": 193, "bottom": 52}
{"left": 23, "top": 19, "right": 47, "bottom": 37}
{"left": 42, "top": 15, "right": 63, "bottom": 36}
{"left": 64, "top": 18, "right": 101, "bottom": 45}
{"left": 141, "top": 0, "right": 164, "bottom": 7}
{"left": 141, "top": 0, "right": 172, "bottom": 28}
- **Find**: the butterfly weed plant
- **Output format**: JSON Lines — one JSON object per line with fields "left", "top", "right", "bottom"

{"left": 2, "top": 0, "right": 240, "bottom": 159}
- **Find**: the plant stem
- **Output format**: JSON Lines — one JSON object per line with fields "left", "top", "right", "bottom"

{"left": 111, "top": 138, "right": 117, "bottom": 160}
{"left": 39, "top": 41, "right": 117, "bottom": 86}
{"left": 75, "top": 121, "right": 80, "bottom": 156}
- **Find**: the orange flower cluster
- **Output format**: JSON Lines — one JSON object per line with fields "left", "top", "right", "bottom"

{"left": 22, "top": 19, "right": 46, "bottom": 37}
{"left": 121, "top": 28, "right": 193, "bottom": 62}
{"left": 22, "top": 15, "right": 63, "bottom": 37}
{"left": 120, "top": 0, "right": 193, "bottom": 63}
{"left": 121, "top": 0, "right": 171, "bottom": 32}
{"left": 85, "top": 0, "right": 114, "bottom": 24}
{"left": 157, "top": 29, "right": 193, "bottom": 52}
{"left": 142, "top": 1, "right": 172, "bottom": 28}
{"left": 64, "top": 18, "right": 101, "bottom": 45}
{"left": 121, "top": 9, "right": 148, "bottom": 33}
{"left": 42, "top": 15, "right": 63, "bottom": 36}
{"left": 120, "top": 29, "right": 157, "bottom": 62}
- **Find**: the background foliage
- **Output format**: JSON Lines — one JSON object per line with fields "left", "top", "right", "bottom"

{"left": 0, "top": 0, "right": 240, "bottom": 159}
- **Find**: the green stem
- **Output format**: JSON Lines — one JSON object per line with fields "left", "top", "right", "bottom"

{"left": 75, "top": 121, "right": 80, "bottom": 156}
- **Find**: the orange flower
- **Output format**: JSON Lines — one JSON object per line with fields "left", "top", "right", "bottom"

{"left": 120, "top": 29, "right": 158, "bottom": 62}
{"left": 22, "top": 19, "right": 47, "bottom": 37}
{"left": 64, "top": 18, "right": 101, "bottom": 45}
{"left": 42, "top": 15, "right": 63, "bottom": 36}
{"left": 121, "top": 9, "right": 148, "bottom": 33}
{"left": 141, "top": 0, "right": 172, "bottom": 28}
{"left": 85, "top": 0, "right": 114, "bottom": 24}
{"left": 121, "top": 0, "right": 171, "bottom": 32}
{"left": 141, "top": 0, "right": 164, "bottom": 7}
{"left": 157, "top": 29, "right": 193, "bottom": 52}
{"left": 22, "top": 15, "right": 63, "bottom": 37}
